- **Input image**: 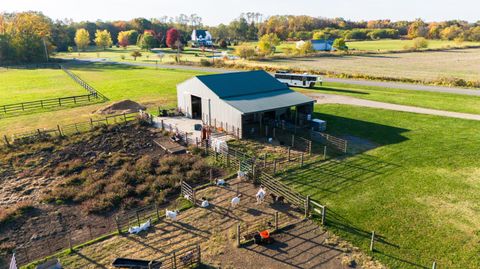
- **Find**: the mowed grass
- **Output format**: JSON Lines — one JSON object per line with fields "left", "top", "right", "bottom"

{"left": 295, "top": 82, "right": 480, "bottom": 115}
{"left": 0, "top": 68, "right": 87, "bottom": 104}
{"left": 282, "top": 104, "right": 480, "bottom": 268}
{"left": 0, "top": 63, "right": 207, "bottom": 136}
{"left": 248, "top": 48, "right": 480, "bottom": 81}
{"left": 347, "top": 39, "right": 480, "bottom": 51}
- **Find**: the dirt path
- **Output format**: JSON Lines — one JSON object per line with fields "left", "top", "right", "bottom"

{"left": 57, "top": 178, "right": 358, "bottom": 269}
{"left": 307, "top": 92, "right": 480, "bottom": 121}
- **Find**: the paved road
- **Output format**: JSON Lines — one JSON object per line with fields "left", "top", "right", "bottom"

{"left": 307, "top": 92, "right": 480, "bottom": 121}
{"left": 67, "top": 58, "right": 480, "bottom": 96}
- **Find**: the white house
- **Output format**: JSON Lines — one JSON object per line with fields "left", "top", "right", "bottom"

{"left": 191, "top": 30, "right": 213, "bottom": 47}
{"left": 176, "top": 70, "right": 315, "bottom": 138}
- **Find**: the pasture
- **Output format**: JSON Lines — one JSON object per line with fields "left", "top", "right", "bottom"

{"left": 0, "top": 63, "right": 207, "bottom": 136}
{"left": 296, "top": 82, "right": 480, "bottom": 115}
{"left": 282, "top": 104, "right": 480, "bottom": 268}
{"left": 347, "top": 39, "right": 480, "bottom": 51}
{"left": 0, "top": 68, "right": 87, "bottom": 104}
{"left": 249, "top": 48, "right": 480, "bottom": 82}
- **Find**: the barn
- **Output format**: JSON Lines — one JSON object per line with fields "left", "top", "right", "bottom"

{"left": 176, "top": 70, "right": 315, "bottom": 138}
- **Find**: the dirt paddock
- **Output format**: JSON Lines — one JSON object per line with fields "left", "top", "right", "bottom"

{"left": 57, "top": 177, "right": 351, "bottom": 269}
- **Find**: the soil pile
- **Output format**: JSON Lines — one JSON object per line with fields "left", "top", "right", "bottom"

{"left": 96, "top": 100, "right": 146, "bottom": 114}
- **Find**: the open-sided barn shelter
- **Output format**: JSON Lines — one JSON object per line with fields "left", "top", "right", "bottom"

{"left": 176, "top": 70, "right": 315, "bottom": 138}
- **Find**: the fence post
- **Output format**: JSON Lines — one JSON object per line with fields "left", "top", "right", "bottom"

{"left": 323, "top": 146, "right": 327, "bottom": 160}
{"left": 155, "top": 203, "right": 160, "bottom": 220}
{"left": 236, "top": 223, "right": 241, "bottom": 247}
{"left": 264, "top": 153, "right": 267, "bottom": 168}
{"left": 432, "top": 261, "right": 436, "bottom": 269}
{"left": 274, "top": 211, "right": 279, "bottom": 231}
{"left": 308, "top": 140, "right": 312, "bottom": 155}
{"left": 305, "top": 195, "right": 310, "bottom": 218}
{"left": 301, "top": 153, "right": 304, "bottom": 167}
{"left": 227, "top": 152, "right": 230, "bottom": 166}
{"left": 192, "top": 190, "right": 196, "bottom": 206}
{"left": 273, "top": 159, "right": 277, "bottom": 174}
{"left": 204, "top": 139, "right": 208, "bottom": 155}
{"left": 321, "top": 206, "right": 326, "bottom": 225}
{"left": 288, "top": 147, "right": 291, "bottom": 161}
{"left": 209, "top": 168, "right": 213, "bottom": 183}
{"left": 185, "top": 133, "right": 188, "bottom": 146}
{"left": 136, "top": 211, "right": 140, "bottom": 226}
{"left": 172, "top": 251, "right": 177, "bottom": 269}
{"left": 3, "top": 135, "right": 10, "bottom": 147}
{"left": 161, "top": 120, "right": 164, "bottom": 130}
{"left": 197, "top": 244, "right": 201, "bottom": 265}
{"left": 214, "top": 149, "right": 218, "bottom": 161}
{"left": 68, "top": 230, "right": 73, "bottom": 251}
{"left": 123, "top": 113, "right": 127, "bottom": 124}
{"left": 57, "top": 125, "right": 63, "bottom": 137}
{"left": 370, "top": 231, "right": 375, "bottom": 252}
{"left": 115, "top": 216, "right": 121, "bottom": 234}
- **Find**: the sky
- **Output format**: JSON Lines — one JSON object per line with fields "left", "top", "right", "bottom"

{"left": 1, "top": 0, "right": 478, "bottom": 25}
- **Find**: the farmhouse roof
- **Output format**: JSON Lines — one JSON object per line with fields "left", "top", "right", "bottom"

{"left": 193, "top": 29, "right": 208, "bottom": 38}
{"left": 195, "top": 70, "right": 314, "bottom": 113}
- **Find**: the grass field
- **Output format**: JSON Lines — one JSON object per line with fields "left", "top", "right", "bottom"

{"left": 54, "top": 45, "right": 224, "bottom": 64}
{"left": 282, "top": 104, "right": 480, "bottom": 268}
{"left": 247, "top": 48, "right": 480, "bottom": 82}
{"left": 0, "top": 63, "right": 207, "bottom": 136}
{"left": 347, "top": 39, "right": 480, "bottom": 51}
{"left": 0, "top": 68, "right": 87, "bottom": 104}
{"left": 296, "top": 82, "right": 480, "bottom": 115}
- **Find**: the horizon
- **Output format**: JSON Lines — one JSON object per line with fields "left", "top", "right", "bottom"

{"left": 2, "top": 0, "right": 479, "bottom": 25}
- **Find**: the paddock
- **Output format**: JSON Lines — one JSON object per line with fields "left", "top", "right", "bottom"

{"left": 56, "top": 176, "right": 349, "bottom": 269}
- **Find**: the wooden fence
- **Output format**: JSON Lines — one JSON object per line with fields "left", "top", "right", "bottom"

{"left": 311, "top": 130, "right": 348, "bottom": 153}
{"left": 60, "top": 65, "right": 108, "bottom": 101}
{"left": 2, "top": 112, "right": 138, "bottom": 147}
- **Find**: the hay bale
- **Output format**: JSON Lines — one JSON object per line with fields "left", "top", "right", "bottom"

{"left": 96, "top": 100, "right": 146, "bottom": 115}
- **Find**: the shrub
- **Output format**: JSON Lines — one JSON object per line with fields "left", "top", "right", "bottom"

{"left": 234, "top": 44, "right": 256, "bottom": 59}
{"left": 200, "top": 59, "right": 213, "bottom": 67}
{"left": 412, "top": 37, "right": 429, "bottom": 49}
{"left": 0, "top": 202, "right": 34, "bottom": 226}
{"left": 218, "top": 39, "right": 228, "bottom": 48}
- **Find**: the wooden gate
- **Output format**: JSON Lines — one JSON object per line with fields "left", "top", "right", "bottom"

{"left": 181, "top": 181, "right": 195, "bottom": 205}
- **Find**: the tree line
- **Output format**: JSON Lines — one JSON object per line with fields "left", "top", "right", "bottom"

{"left": 1, "top": 11, "right": 480, "bottom": 64}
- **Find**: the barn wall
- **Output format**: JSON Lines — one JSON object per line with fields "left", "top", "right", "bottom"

{"left": 177, "top": 78, "right": 243, "bottom": 135}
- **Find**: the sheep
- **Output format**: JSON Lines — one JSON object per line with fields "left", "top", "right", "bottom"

{"left": 216, "top": 179, "right": 226, "bottom": 186}
{"left": 231, "top": 196, "right": 240, "bottom": 208}
{"left": 256, "top": 186, "right": 266, "bottom": 204}
{"left": 200, "top": 197, "right": 210, "bottom": 208}
{"left": 165, "top": 209, "right": 179, "bottom": 221}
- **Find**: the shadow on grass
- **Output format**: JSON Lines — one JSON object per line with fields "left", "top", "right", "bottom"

{"left": 64, "top": 61, "right": 146, "bottom": 72}
{"left": 307, "top": 86, "right": 369, "bottom": 95}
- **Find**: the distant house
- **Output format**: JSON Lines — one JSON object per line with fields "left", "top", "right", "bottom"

{"left": 311, "top": 39, "right": 335, "bottom": 51}
{"left": 177, "top": 70, "right": 315, "bottom": 138}
{"left": 191, "top": 29, "right": 213, "bottom": 47}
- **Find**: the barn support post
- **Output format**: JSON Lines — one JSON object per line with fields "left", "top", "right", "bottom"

{"left": 291, "top": 135, "right": 295, "bottom": 148}
{"left": 273, "top": 128, "right": 276, "bottom": 138}
{"left": 323, "top": 146, "right": 327, "bottom": 160}
{"left": 236, "top": 223, "right": 241, "bottom": 247}
{"left": 370, "top": 231, "right": 375, "bottom": 252}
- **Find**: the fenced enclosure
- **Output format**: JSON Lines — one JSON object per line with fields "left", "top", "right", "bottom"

{"left": 2, "top": 112, "right": 138, "bottom": 146}
{"left": 0, "top": 64, "right": 107, "bottom": 118}
{"left": 311, "top": 130, "right": 348, "bottom": 153}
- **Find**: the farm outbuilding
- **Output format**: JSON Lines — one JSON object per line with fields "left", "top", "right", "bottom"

{"left": 176, "top": 70, "right": 315, "bottom": 138}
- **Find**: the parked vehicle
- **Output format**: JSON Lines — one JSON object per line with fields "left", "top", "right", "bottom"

{"left": 274, "top": 71, "right": 322, "bottom": 88}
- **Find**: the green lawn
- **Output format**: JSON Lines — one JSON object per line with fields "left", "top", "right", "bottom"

{"left": 347, "top": 39, "right": 480, "bottom": 51}
{"left": 54, "top": 45, "right": 224, "bottom": 64}
{"left": 295, "top": 82, "right": 480, "bottom": 115}
{"left": 0, "top": 63, "right": 207, "bottom": 136}
{"left": 282, "top": 104, "right": 480, "bottom": 268}
{"left": 0, "top": 68, "right": 87, "bottom": 104}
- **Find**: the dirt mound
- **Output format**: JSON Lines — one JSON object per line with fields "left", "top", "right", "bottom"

{"left": 96, "top": 100, "right": 146, "bottom": 114}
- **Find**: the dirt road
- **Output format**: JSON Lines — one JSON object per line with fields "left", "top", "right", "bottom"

{"left": 307, "top": 92, "right": 480, "bottom": 121}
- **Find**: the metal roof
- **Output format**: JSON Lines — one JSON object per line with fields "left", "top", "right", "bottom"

{"left": 223, "top": 89, "right": 314, "bottom": 114}
{"left": 196, "top": 70, "right": 289, "bottom": 99}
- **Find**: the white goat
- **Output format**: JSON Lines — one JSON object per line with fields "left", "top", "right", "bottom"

{"left": 231, "top": 196, "right": 240, "bottom": 208}
{"left": 165, "top": 209, "right": 179, "bottom": 221}
{"left": 256, "top": 187, "right": 266, "bottom": 204}
{"left": 216, "top": 179, "right": 226, "bottom": 186}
